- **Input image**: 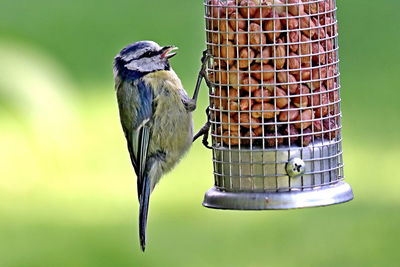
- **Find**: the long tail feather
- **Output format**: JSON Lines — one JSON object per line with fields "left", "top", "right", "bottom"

{"left": 139, "top": 175, "right": 151, "bottom": 252}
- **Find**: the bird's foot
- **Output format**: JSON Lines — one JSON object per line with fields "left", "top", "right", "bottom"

{"left": 184, "top": 99, "right": 197, "bottom": 112}
{"left": 193, "top": 107, "right": 212, "bottom": 149}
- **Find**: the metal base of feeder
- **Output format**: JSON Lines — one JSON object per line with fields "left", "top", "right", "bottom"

{"left": 203, "top": 181, "right": 353, "bottom": 210}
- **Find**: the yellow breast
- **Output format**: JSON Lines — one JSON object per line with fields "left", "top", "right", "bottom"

{"left": 143, "top": 70, "right": 183, "bottom": 95}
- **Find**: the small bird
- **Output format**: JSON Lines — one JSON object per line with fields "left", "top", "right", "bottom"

{"left": 113, "top": 41, "right": 197, "bottom": 251}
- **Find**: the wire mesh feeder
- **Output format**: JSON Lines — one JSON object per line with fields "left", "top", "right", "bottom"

{"left": 202, "top": 0, "right": 353, "bottom": 210}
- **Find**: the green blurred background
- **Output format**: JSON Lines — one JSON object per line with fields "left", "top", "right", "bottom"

{"left": 0, "top": 0, "right": 399, "bottom": 266}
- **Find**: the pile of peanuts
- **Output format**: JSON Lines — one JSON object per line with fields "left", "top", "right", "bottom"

{"left": 206, "top": 0, "right": 340, "bottom": 147}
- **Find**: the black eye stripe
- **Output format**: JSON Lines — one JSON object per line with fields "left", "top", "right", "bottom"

{"left": 135, "top": 50, "right": 161, "bottom": 60}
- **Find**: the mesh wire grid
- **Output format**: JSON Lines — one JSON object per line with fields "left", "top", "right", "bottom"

{"left": 204, "top": 0, "right": 344, "bottom": 192}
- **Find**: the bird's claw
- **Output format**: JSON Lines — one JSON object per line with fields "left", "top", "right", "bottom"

{"left": 193, "top": 107, "right": 212, "bottom": 149}
{"left": 184, "top": 99, "right": 197, "bottom": 112}
{"left": 191, "top": 50, "right": 212, "bottom": 109}
{"left": 193, "top": 122, "right": 212, "bottom": 149}
{"left": 201, "top": 50, "right": 210, "bottom": 66}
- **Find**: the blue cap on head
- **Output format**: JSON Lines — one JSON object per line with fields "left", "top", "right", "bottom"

{"left": 120, "top": 41, "right": 160, "bottom": 56}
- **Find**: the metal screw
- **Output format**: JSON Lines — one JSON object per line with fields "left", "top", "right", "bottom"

{"left": 286, "top": 158, "right": 306, "bottom": 177}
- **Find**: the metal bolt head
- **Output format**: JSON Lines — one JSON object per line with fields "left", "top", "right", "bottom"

{"left": 286, "top": 158, "right": 306, "bottom": 177}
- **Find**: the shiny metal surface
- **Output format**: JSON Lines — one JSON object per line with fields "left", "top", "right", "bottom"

{"left": 203, "top": 181, "right": 353, "bottom": 210}
{"left": 213, "top": 139, "right": 343, "bottom": 192}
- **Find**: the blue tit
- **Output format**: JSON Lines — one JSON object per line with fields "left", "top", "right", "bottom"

{"left": 113, "top": 41, "right": 196, "bottom": 251}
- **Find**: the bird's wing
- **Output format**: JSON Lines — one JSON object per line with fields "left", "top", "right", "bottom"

{"left": 132, "top": 80, "right": 153, "bottom": 200}
{"left": 117, "top": 79, "right": 154, "bottom": 200}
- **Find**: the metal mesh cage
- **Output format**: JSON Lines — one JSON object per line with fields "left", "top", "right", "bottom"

{"left": 202, "top": 0, "right": 353, "bottom": 210}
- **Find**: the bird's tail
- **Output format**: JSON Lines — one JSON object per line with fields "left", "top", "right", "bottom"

{"left": 139, "top": 175, "right": 151, "bottom": 252}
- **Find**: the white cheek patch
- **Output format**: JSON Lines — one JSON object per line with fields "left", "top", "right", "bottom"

{"left": 125, "top": 57, "right": 164, "bottom": 72}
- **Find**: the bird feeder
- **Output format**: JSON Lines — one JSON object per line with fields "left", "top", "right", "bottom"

{"left": 202, "top": 0, "right": 353, "bottom": 210}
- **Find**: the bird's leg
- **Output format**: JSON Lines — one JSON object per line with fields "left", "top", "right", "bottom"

{"left": 193, "top": 107, "right": 212, "bottom": 149}
{"left": 186, "top": 50, "right": 211, "bottom": 112}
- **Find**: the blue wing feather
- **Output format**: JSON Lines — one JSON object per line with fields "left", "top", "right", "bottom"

{"left": 131, "top": 80, "right": 153, "bottom": 201}
{"left": 116, "top": 78, "right": 153, "bottom": 201}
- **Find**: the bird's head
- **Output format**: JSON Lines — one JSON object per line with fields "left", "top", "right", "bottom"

{"left": 114, "top": 41, "right": 178, "bottom": 79}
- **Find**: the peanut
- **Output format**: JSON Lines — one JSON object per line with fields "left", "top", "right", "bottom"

{"left": 238, "top": 113, "right": 260, "bottom": 129}
{"left": 277, "top": 72, "right": 298, "bottom": 94}
{"left": 282, "top": 124, "right": 299, "bottom": 144}
{"left": 274, "top": 87, "right": 289, "bottom": 109}
{"left": 299, "top": 62, "right": 312, "bottom": 81}
{"left": 222, "top": 130, "right": 241, "bottom": 145}
{"left": 255, "top": 47, "right": 272, "bottom": 65}
{"left": 228, "top": 88, "right": 240, "bottom": 98}
{"left": 254, "top": 126, "right": 263, "bottom": 136}
{"left": 265, "top": 132, "right": 284, "bottom": 147}
{"left": 323, "top": 117, "right": 338, "bottom": 139}
{"left": 219, "top": 19, "right": 235, "bottom": 40}
{"left": 214, "top": 70, "right": 229, "bottom": 85}
{"left": 263, "top": 79, "right": 275, "bottom": 91}
{"left": 312, "top": 42, "right": 326, "bottom": 65}
{"left": 263, "top": 0, "right": 286, "bottom": 14}
{"left": 325, "top": 66, "right": 336, "bottom": 89}
{"left": 303, "top": 0, "right": 318, "bottom": 14}
{"left": 228, "top": 66, "right": 244, "bottom": 89}
{"left": 253, "top": 3, "right": 272, "bottom": 20}
{"left": 254, "top": 87, "right": 271, "bottom": 103}
{"left": 300, "top": 16, "right": 316, "bottom": 38}
{"left": 240, "top": 76, "right": 260, "bottom": 92}
{"left": 229, "top": 12, "right": 247, "bottom": 31}
{"left": 264, "top": 12, "right": 282, "bottom": 42}
{"left": 209, "top": 0, "right": 223, "bottom": 19}
{"left": 221, "top": 113, "right": 240, "bottom": 132}
{"left": 313, "top": 119, "right": 323, "bottom": 137}
{"left": 293, "top": 84, "right": 310, "bottom": 108}
{"left": 288, "top": 52, "right": 301, "bottom": 77}
{"left": 321, "top": 16, "right": 337, "bottom": 37}
{"left": 278, "top": 105, "right": 300, "bottom": 122}
{"left": 220, "top": 40, "right": 236, "bottom": 66}
{"left": 228, "top": 100, "right": 240, "bottom": 112}
{"left": 241, "top": 130, "right": 253, "bottom": 144}
{"left": 240, "top": 98, "right": 253, "bottom": 110}
{"left": 289, "top": 31, "right": 301, "bottom": 53}
{"left": 274, "top": 39, "right": 286, "bottom": 69}
{"left": 319, "top": 0, "right": 334, "bottom": 13}
{"left": 300, "top": 35, "right": 312, "bottom": 64}
{"left": 251, "top": 64, "right": 274, "bottom": 81}
{"left": 329, "top": 102, "right": 340, "bottom": 116}
{"left": 223, "top": 0, "right": 236, "bottom": 16}
{"left": 312, "top": 17, "right": 326, "bottom": 40}
{"left": 329, "top": 88, "right": 340, "bottom": 103}
{"left": 238, "top": 48, "right": 255, "bottom": 68}
{"left": 300, "top": 128, "right": 313, "bottom": 146}
{"left": 239, "top": 0, "right": 258, "bottom": 18}
{"left": 252, "top": 102, "right": 279, "bottom": 119}
{"left": 213, "top": 126, "right": 223, "bottom": 135}
{"left": 280, "top": 13, "right": 299, "bottom": 30}
{"left": 234, "top": 29, "right": 248, "bottom": 47}
{"left": 287, "top": 0, "right": 305, "bottom": 16}
{"left": 295, "top": 109, "right": 313, "bottom": 130}
{"left": 309, "top": 67, "right": 327, "bottom": 90}
{"left": 211, "top": 32, "right": 220, "bottom": 44}
{"left": 249, "top": 23, "right": 267, "bottom": 45}
{"left": 213, "top": 88, "right": 228, "bottom": 109}
{"left": 312, "top": 87, "right": 329, "bottom": 118}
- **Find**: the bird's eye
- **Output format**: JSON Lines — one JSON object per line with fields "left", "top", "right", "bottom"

{"left": 142, "top": 51, "right": 153, "bottom": 58}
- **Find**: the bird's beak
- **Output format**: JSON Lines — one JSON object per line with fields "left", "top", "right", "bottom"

{"left": 160, "top": 46, "right": 178, "bottom": 59}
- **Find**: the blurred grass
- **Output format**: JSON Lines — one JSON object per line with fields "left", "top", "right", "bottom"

{"left": 1, "top": 0, "right": 400, "bottom": 266}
